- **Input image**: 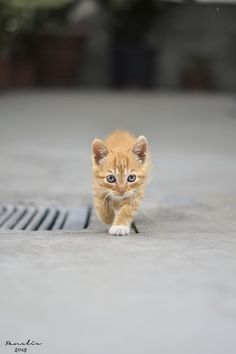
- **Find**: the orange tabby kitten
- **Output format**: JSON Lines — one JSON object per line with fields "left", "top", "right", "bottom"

{"left": 92, "top": 130, "right": 150, "bottom": 235}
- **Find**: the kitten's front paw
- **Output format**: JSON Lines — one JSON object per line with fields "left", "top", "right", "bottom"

{"left": 109, "top": 225, "right": 130, "bottom": 236}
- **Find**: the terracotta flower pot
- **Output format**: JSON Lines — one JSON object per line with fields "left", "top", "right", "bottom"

{"left": 11, "top": 59, "right": 35, "bottom": 88}
{"left": 35, "top": 35, "right": 84, "bottom": 86}
{"left": 181, "top": 66, "right": 212, "bottom": 90}
{"left": 0, "top": 56, "right": 11, "bottom": 90}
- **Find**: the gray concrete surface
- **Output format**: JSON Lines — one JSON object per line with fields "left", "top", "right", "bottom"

{"left": 0, "top": 91, "right": 236, "bottom": 354}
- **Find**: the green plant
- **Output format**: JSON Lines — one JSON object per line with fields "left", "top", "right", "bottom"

{"left": 99, "top": 0, "right": 164, "bottom": 42}
{"left": 182, "top": 53, "right": 213, "bottom": 72}
{"left": 0, "top": 0, "right": 75, "bottom": 56}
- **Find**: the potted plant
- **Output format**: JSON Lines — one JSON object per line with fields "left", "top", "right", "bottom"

{"left": 31, "top": 0, "right": 87, "bottom": 86}
{"left": 0, "top": 0, "right": 80, "bottom": 89}
{"left": 99, "top": 0, "right": 165, "bottom": 88}
{"left": 0, "top": 0, "right": 20, "bottom": 89}
{"left": 8, "top": 0, "right": 76, "bottom": 87}
{"left": 180, "top": 53, "right": 214, "bottom": 90}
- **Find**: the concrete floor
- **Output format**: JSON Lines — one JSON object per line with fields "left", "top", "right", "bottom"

{"left": 0, "top": 91, "right": 236, "bottom": 354}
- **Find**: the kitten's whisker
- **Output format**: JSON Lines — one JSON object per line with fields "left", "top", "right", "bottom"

{"left": 102, "top": 192, "right": 112, "bottom": 207}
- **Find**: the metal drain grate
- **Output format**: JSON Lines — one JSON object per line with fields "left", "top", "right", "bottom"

{"left": 0, "top": 204, "right": 91, "bottom": 231}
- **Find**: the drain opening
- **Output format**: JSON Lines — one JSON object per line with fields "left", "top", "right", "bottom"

{"left": 0, "top": 204, "right": 90, "bottom": 231}
{"left": 83, "top": 206, "right": 92, "bottom": 229}
{"left": 0, "top": 206, "right": 16, "bottom": 228}
{"left": 52, "top": 210, "right": 68, "bottom": 230}
{"left": 131, "top": 221, "right": 139, "bottom": 234}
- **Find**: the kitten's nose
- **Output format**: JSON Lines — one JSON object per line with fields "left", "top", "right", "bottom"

{"left": 118, "top": 186, "right": 126, "bottom": 195}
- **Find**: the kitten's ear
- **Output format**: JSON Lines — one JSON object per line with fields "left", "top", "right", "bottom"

{"left": 132, "top": 135, "right": 148, "bottom": 163}
{"left": 92, "top": 139, "right": 110, "bottom": 165}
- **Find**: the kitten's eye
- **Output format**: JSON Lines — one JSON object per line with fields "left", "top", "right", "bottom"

{"left": 106, "top": 175, "right": 116, "bottom": 183}
{"left": 127, "top": 174, "right": 136, "bottom": 182}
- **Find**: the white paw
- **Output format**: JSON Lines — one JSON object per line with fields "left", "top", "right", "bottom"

{"left": 109, "top": 225, "right": 130, "bottom": 236}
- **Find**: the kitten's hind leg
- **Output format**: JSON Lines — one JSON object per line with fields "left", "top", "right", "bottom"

{"left": 94, "top": 195, "right": 114, "bottom": 225}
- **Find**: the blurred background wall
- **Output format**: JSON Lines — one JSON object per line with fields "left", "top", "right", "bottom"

{"left": 0, "top": 0, "right": 236, "bottom": 91}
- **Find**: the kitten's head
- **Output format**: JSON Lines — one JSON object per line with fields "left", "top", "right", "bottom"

{"left": 92, "top": 136, "right": 148, "bottom": 199}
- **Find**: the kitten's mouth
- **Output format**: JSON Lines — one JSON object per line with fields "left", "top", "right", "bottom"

{"left": 111, "top": 191, "right": 133, "bottom": 200}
